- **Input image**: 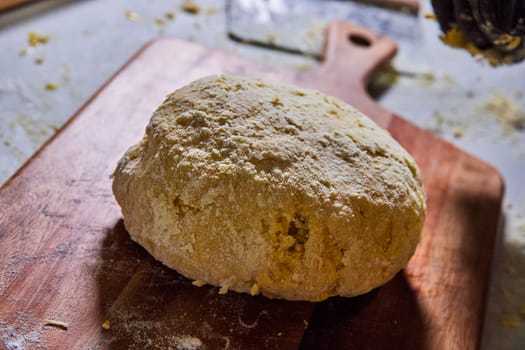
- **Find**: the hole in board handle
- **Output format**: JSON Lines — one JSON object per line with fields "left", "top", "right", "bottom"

{"left": 348, "top": 33, "right": 372, "bottom": 47}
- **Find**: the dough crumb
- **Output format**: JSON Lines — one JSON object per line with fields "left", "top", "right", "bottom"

{"left": 124, "top": 10, "right": 140, "bottom": 21}
{"left": 155, "top": 18, "right": 166, "bottom": 26}
{"left": 250, "top": 283, "right": 260, "bottom": 296}
{"left": 28, "top": 32, "right": 50, "bottom": 47}
{"left": 44, "top": 319, "right": 68, "bottom": 330}
{"left": 45, "top": 83, "right": 57, "bottom": 91}
{"left": 191, "top": 280, "right": 206, "bottom": 287}
{"left": 181, "top": 0, "right": 200, "bottom": 14}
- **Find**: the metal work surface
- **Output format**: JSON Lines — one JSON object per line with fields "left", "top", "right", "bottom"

{"left": 0, "top": 0, "right": 524, "bottom": 349}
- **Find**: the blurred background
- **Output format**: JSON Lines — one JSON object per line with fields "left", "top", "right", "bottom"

{"left": 0, "top": 0, "right": 524, "bottom": 348}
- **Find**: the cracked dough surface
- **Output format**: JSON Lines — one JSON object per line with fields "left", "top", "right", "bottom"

{"left": 112, "top": 75, "right": 426, "bottom": 301}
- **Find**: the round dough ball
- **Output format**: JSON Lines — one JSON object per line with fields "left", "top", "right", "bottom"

{"left": 112, "top": 75, "right": 426, "bottom": 301}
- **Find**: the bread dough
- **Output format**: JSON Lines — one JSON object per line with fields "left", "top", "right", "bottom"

{"left": 112, "top": 75, "right": 426, "bottom": 301}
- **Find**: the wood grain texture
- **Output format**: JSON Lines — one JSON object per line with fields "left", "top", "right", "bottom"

{"left": 0, "top": 22, "right": 502, "bottom": 350}
{"left": 0, "top": 0, "right": 34, "bottom": 11}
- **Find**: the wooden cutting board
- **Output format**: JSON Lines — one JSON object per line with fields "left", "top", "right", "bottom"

{"left": 0, "top": 22, "right": 503, "bottom": 350}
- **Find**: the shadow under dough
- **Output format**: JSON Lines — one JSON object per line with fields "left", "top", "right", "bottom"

{"left": 299, "top": 271, "right": 428, "bottom": 350}
{"left": 95, "top": 219, "right": 314, "bottom": 349}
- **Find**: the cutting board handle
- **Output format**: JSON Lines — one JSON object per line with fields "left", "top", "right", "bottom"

{"left": 300, "top": 21, "right": 397, "bottom": 129}
{"left": 322, "top": 21, "right": 397, "bottom": 86}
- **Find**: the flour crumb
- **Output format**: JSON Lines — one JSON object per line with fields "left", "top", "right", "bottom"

{"left": 154, "top": 18, "right": 166, "bottom": 26}
{"left": 124, "top": 10, "right": 140, "bottom": 22}
{"left": 452, "top": 126, "right": 464, "bottom": 138}
{"left": 19, "top": 47, "right": 34, "bottom": 56}
{"left": 267, "top": 33, "right": 276, "bottom": 45}
{"left": 205, "top": 8, "right": 219, "bottom": 16}
{"left": 295, "top": 61, "right": 314, "bottom": 72}
{"left": 174, "top": 336, "right": 202, "bottom": 350}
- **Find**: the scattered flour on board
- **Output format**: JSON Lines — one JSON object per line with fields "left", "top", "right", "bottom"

{"left": 483, "top": 92, "right": 525, "bottom": 133}
{"left": 0, "top": 321, "right": 46, "bottom": 350}
{"left": 425, "top": 90, "right": 525, "bottom": 143}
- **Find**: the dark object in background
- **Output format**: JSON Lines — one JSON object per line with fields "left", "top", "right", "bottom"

{"left": 431, "top": 0, "right": 525, "bottom": 65}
